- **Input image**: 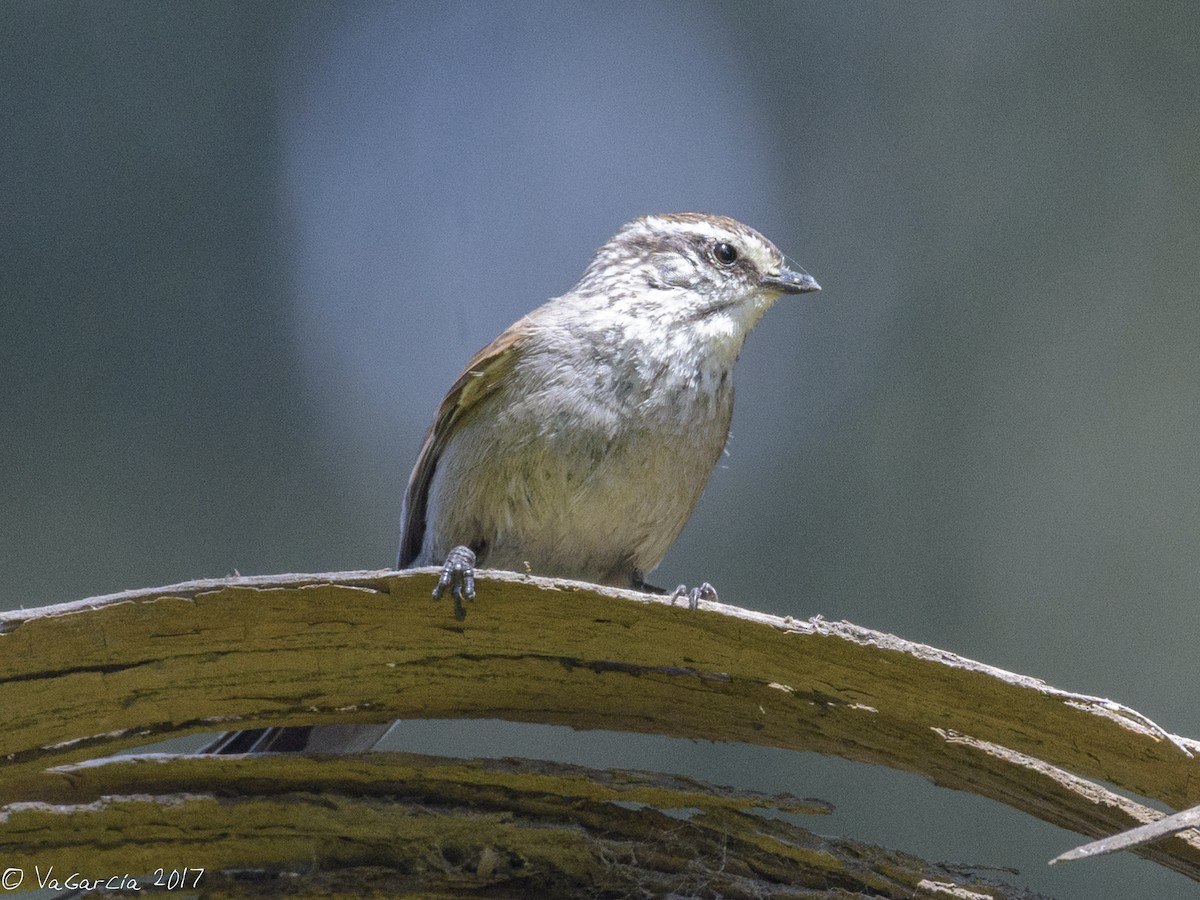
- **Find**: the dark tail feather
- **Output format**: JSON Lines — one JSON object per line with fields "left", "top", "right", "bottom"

{"left": 200, "top": 723, "right": 393, "bottom": 754}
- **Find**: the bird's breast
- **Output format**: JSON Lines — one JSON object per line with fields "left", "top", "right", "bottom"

{"left": 426, "top": 357, "right": 733, "bottom": 585}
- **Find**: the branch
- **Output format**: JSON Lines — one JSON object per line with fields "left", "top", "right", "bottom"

{"left": 2, "top": 569, "right": 1198, "bottom": 881}
{"left": 3, "top": 752, "right": 1053, "bottom": 898}
{"left": 1053, "top": 803, "right": 1200, "bottom": 865}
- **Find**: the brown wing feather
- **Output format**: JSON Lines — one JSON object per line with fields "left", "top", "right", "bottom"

{"left": 396, "top": 321, "right": 530, "bottom": 567}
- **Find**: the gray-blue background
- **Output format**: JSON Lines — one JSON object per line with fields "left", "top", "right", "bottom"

{"left": 4, "top": 3, "right": 1198, "bottom": 897}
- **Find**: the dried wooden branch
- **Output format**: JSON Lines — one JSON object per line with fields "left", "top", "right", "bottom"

{"left": 1, "top": 569, "right": 1198, "bottom": 890}
{"left": 2, "top": 751, "right": 1055, "bottom": 898}
{"left": 1053, "top": 803, "right": 1200, "bottom": 865}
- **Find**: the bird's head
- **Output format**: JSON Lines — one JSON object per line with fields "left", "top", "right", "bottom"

{"left": 574, "top": 213, "right": 819, "bottom": 333}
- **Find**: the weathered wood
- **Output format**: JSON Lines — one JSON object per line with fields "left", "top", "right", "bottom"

{"left": 0, "top": 752, "right": 1046, "bottom": 899}
{"left": 1053, "top": 802, "right": 1200, "bottom": 865}
{"left": 1, "top": 569, "right": 1198, "bottom": 883}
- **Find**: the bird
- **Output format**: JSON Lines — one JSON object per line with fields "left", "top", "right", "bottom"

{"left": 204, "top": 212, "right": 819, "bottom": 754}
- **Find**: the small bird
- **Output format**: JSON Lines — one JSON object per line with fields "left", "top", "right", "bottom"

{"left": 205, "top": 212, "right": 819, "bottom": 754}
{"left": 402, "top": 212, "right": 820, "bottom": 614}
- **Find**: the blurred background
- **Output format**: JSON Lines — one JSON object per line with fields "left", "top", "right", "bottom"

{"left": 3, "top": 2, "right": 1198, "bottom": 896}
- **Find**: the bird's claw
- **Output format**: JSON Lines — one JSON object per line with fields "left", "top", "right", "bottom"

{"left": 433, "top": 545, "right": 477, "bottom": 620}
{"left": 670, "top": 581, "right": 718, "bottom": 610}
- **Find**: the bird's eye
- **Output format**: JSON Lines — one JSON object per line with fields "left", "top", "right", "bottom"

{"left": 711, "top": 242, "right": 739, "bottom": 267}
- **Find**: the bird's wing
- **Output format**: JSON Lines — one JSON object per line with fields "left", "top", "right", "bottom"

{"left": 397, "top": 319, "right": 532, "bottom": 568}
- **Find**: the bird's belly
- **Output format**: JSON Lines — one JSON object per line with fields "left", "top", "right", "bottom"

{"left": 487, "top": 445, "right": 713, "bottom": 583}
{"left": 429, "top": 404, "right": 728, "bottom": 586}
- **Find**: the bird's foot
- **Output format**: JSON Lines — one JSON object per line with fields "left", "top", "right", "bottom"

{"left": 670, "top": 582, "right": 718, "bottom": 610}
{"left": 433, "top": 545, "right": 477, "bottom": 620}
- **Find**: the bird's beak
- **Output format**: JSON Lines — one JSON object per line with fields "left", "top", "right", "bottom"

{"left": 762, "top": 266, "right": 820, "bottom": 295}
